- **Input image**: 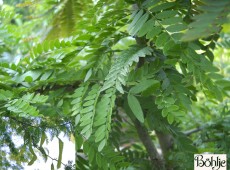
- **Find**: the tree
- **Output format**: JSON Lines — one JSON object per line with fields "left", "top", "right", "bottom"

{"left": 0, "top": 0, "right": 230, "bottom": 169}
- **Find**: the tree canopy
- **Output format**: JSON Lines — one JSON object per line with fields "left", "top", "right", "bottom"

{"left": 0, "top": 0, "right": 230, "bottom": 170}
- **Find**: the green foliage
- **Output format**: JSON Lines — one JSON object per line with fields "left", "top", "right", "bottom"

{"left": 127, "top": 94, "right": 144, "bottom": 123}
{"left": 94, "top": 88, "right": 116, "bottom": 151}
{"left": 101, "top": 46, "right": 152, "bottom": 93}
{"left": 0, "top": 0, "right": 230, "bottom": 170}
{"left": 182, "top": 0, "right": 230, "bottom": 41}
{"left": 83, "top": 140, "right": 126, "bottom": 170}
{"left": 3, "top": 93, "right": 48, "bottom": 117}
{"left": 78, "top": 84, "right": 100, "bottom": 139}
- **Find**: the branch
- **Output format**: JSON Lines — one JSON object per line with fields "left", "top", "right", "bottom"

{"left": 34, "top": 146, "right": 67, "bottom": 167}
{"left": 46, "top": 153, "right": 67, "bottom": 167}
{"left": 155, "top": 131, "right": 173, "bottom": 157}
{"left": 132, "top": 119, "right": 166, "bottom": 170}
{"left": 184, "top": 127, "right": 203, "bottom": 136}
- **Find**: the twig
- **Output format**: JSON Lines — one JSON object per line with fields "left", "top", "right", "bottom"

{"left": 46, "top": 153, "right": 67, "bottom": 167}
{"left": 34, "top": 146, "right": 67, "bottom": 167}
{"left": 184, "top": 127, "right": 203, "bottom": 136}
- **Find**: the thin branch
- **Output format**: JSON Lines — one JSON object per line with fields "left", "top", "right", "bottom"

{"left": 184, "top": 127, "right": 203, "bottom": 136}
{"left": 34, "top": 146, "right": 67, "bottom": 167}
{"left": 46, "top": 153, "right": 67, "bottom": 167}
